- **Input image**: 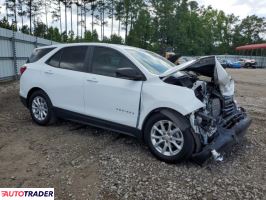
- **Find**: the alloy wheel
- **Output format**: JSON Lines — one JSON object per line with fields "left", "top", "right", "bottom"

{"left": 31, "top": 96, "right": 48, "bottom": 121}
{"left": 150, "top": 120, "right": 184, "bottom": 156}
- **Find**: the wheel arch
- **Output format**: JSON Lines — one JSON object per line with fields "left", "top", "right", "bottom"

{"left": 141, "top": 107, "right": 190, "bottom": 139}
{"left": 26, "top": 87, "right": 49, "bottom": 107}
{"left": 141, "top": 107, "right": 202, "bottom": 154}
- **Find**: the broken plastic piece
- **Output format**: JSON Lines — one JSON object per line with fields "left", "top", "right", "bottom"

{"left": 211, "top": 149, "right": 224, "bottom": 162}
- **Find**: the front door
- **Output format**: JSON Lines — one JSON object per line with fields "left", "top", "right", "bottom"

{"left": 84, "top": 46, "right": 143, "bottom": 127}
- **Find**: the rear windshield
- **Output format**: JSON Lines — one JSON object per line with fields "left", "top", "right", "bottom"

{"left": 27, "top": 47, "right": 55, "bottom": 63}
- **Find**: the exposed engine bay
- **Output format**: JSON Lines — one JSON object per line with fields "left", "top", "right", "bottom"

{"left": 162, "top": 56, "right": 251, "bottom": 164}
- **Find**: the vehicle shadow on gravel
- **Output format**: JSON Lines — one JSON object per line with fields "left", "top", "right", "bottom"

{"left": 51, "top": 118, "right": 248, "bottom": 168}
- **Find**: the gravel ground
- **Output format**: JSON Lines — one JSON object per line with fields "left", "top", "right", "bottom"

{"left": 0, "top": 69, "right": 265, "bottom": 200}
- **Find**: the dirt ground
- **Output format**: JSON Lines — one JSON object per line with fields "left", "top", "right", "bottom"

{"left": 0, "top": 69, "right": 265, "bottom": 200}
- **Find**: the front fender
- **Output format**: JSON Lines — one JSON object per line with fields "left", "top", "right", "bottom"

{"left": 138, "top": 80, "right": 205, "bottom": 129}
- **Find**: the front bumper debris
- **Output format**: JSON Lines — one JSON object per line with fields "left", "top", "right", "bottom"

{"left": 192, "top": 112, "right": 252, "bottom": 165}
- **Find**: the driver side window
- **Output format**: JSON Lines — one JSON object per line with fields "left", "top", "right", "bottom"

{"left": 91, "top": 47, "right": 137, "bottom": 78}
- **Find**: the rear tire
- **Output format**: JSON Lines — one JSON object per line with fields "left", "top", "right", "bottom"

{"left": 29, "top": 90, "right": 56, "bottom": 125}
{"left": 144, "top": 113, "right": 195, "bottom": 163}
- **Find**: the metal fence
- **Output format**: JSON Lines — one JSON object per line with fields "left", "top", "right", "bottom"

{"left": 0, "top": 27, "right": 58, "bottom": 81}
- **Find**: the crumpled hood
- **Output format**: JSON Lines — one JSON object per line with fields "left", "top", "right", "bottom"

{"left": 159, "top": 60, "right": 196, "bottom": 77}
{"left": 213, "top": 58, "right": 235, "bottom": 96}
{"left": 160, "top": 56, "right": 234, "bottom": 96}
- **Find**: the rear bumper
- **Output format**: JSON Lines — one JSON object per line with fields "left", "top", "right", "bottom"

{"left": 192, "top": 113, "right": 252, "bottom": 164}
{"left": 20, "top": 96, "right": 27, "bottom": 108}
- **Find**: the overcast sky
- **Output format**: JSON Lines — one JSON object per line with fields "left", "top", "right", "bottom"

{"left": 0, "top": 0, "right": 123, "bottom": 39}
{"left": 198, "top": 0, "right": 266, "bottom": 19}
{"left": 0, "top": 0, "right": 265, "bottom": 39}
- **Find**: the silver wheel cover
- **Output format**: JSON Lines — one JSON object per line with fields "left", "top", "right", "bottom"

{"left": 151, "top": 120, "right": 184, "bottom": 156}
{"left": 31, "top": 96, "right": 48, "bottom": 121}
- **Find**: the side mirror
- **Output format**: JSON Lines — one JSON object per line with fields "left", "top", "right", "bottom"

{"left": 116, "top": 68, "right": 145, "bottom": 81}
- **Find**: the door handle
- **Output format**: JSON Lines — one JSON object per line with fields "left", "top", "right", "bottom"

{"left": 45, "top": 70, "right": 54, "bottom": 75}
{"left": 86, "top": 78, "right": 98, "bottom": 83}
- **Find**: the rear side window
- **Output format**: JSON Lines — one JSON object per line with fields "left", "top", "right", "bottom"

{"left": 47, "top": 50, "right": 62, "bottom": 68}
{"left": 60, "top": 46, "right": 88, "bottom": 71}
{"left": 27, "top": 47, "right": 55, "bottom": 63}
{"left": 46, "top": 46, "right": 88, "bottom": 72}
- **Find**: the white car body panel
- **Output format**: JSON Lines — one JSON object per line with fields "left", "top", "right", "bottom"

{"left": 40, "top": 63, "right": 86, "bottom": 114}
{"left": 159, "top": 60, "right": 196, "bottom": 78}
{"left": 214, "top": 58, "right": 235, "bottom": 96}
{"left": 19, "top": 43, "right": 208, "bottom": 131}
{"left": 19, "top": 63, "right": 42, "bottom": 98}
{"left": 83, "top": 73, "right": 142, "bottom": 127}
{"left": 138, "top": 77, "right": 205, "bottom": 129}
{"left": 20, "top": 63, "right": 86, "bottom": 114}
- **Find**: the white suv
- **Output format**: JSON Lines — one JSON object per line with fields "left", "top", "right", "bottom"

{"left": 20, "top": 43, "right": 251, "bottom": 164}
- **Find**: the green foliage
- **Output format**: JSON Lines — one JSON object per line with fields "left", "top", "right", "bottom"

{"left": 233, "top": 15, "right": 266, "bottom": 47}
{"left": 109, "top": 34, "right": 123, "bottom": 44}
{"left": 0, "top": 17, "right": 12, "bottom": 29}
{"left": 126, "top": 0, "right": 266, "bottom": 55}
{"left": 67, "top": 31, "right": 75, "bottom": 43}
{"left": 61, "top": 31, "right": 68, "bottom": 43}
{"left": 20, "top": 25, "right": 30, "bottom": 34}
{"left": 34, "top": 21, "right": 47, "bottom": 38}
{"left": 0, "top": 0, "right": 265, "bottom": 55}
{"left": 46, "top": 26, "right": 62, "bottom": 42}
{"left": 127, "top": 9, "right": 152, "bottom": 49}
{"left": 102, "top": 34, "right": 123, "bottom": 44}
{"left": 83, "top": 30, "right": 99, "bottom": 42}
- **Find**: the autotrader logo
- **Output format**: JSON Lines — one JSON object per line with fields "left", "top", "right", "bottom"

{"left": 0, "top": 188, "right": 54, "bottom": 199}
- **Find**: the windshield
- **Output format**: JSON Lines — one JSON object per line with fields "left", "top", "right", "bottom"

{"left": 126, "top": 49, "right": 176, "bottom": 75}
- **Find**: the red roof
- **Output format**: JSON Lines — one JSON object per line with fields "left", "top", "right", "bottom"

{"left": 236, "top": 43, "right": 266, "bottom": 50}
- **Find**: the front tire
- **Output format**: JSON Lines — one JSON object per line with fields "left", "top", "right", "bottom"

{"left": 144, "top": 113, "right": 195, "bottom": 163}
{"left": 29, "top": 90, "right": 56, "bottom": 125}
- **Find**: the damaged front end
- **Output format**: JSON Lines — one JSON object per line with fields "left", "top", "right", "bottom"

{"left": 189, "top": 96, "right": 251, "bottom": 164}
{"left": 163, "top": 56, "right": 252, "bottom": 164}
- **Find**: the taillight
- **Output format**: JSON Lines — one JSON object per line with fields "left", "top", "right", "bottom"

{"left": 20, "top": 66, "right": 27, "bottom": 75}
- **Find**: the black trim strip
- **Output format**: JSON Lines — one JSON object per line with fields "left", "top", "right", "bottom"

{"left": 0, "top": 35, "right": 52, "bottom": 46}
{"left": 54, "top": 107, "right": 142, "bottom": 139}
{"left": 0, "top": 57, "right": 28, "bottom": 60}
{"left": 0, "top": 35, "right": 12, "bottom": 41}
{"left": 136, "top": 81, "right": 143, "bottom": 128}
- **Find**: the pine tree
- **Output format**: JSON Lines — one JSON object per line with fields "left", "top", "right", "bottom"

{"left": 5, "top": 0, "right": 17, "bottom": 29}
{"left": 52, "top": 0, "right": 62, "bottom": 34}
{"left": 17, "top": 0, "right": 26, "bottom": 27}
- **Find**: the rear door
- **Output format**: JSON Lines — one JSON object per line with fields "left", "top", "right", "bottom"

{"left": 42, "top": 46, "right": 90, "bottom": 114}
{"left": 83, "top": 46, "right": 144, "bottom": 127}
